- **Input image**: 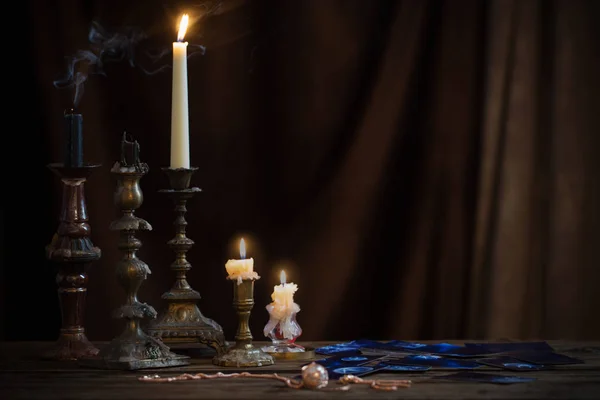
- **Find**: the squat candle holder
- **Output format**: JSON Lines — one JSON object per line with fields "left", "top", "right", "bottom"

{"left": 45, "top": 163, "right": 101, "bottom": 360}
{"left": 213, "top": 278, "right": 275, "bottom": 367}
{"left": 148, "top": 167, "right": 226, "bottom": 355}
{"left": 80, "top": 136, "right": 189, "bottom": 370}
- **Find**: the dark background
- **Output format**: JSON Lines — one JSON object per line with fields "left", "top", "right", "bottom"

{"left": 3, "top": 0, "right": 600, "bottom": 344}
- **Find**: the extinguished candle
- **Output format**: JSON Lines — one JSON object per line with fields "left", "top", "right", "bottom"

{"left": 225, "top": 238, "right": 260, "bottom": 284}
{"left": 170, "top": 14, "right": 190, "bottom": 169}
{"left": 64, "top": 109, "right": 83, "bottom": 167}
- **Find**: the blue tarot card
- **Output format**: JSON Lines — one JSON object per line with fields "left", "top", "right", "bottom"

{"left": 413, "top": 343, "right": 497, "bottom": 358}
{"left": 433, "top": 371, "right": 536, "bottom": 384}
{"left": 377, "top": 341, "right": 495, "bottom": 357}
{"left": 477, "top": 356, "right": 552, "bottom": 371}
{"left": 314, "top": 344, "right": 363, "bottom": 356}
{"left": 346, "top": 339, "right": 390, "bottom": 350}
{"left": 379, "top": 340, "right": 429, "bottom": 351}
{"left": 311, "top": 354, "right": 385, "bottom": 368}
{"left": 464, "top": 341, "right": 554, "bottom": 353}
{"left": 328, "top": 365, "right": 387, "bottom": 380}
{"left": 508, "top": 351, "right": 583, "bottom": 365}
{"left": 380, "top": 363, "right": 431, "bottom": 372}
{"left": 387, "top": 354, "right": 483, "bottom": 369}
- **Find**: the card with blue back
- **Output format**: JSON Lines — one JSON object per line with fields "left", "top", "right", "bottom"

{"left": 379, "top": 341, "right": 496, "bottom": 358}
{"left": 378, "top": 340, "right": 429, "bottom": 351}
{"left": 477, "top": 356, "right": 553, "bottom": 371}
{"left": 508, "top": 351, "right": 583, "bottom": 365}
{"left": 380, "top": 363, "right": 431, "bottom": 372}
{"left": 314, "top": 344, "right": 363, "bottom": 356}
{"left": 433, "top": 371, "right": 536, "bottom": 384}
{"left": 417, "top": 343, "right": 497, "bottom": 358}
{"left": 312, "top": 354, "right": 385, "bottom": 368}
{"left": 387, "top": 354, "right": 483, "bottom": 369}
{"left": 327, "top": 364, "right": 387, "bottom": 380}
{"left": 464, "top": 341, "right": 554, "bottom": 353}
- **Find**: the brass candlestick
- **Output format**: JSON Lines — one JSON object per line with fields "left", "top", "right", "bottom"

{"left": 148, "top": 167, "right": 226, "bottom": 355}
{"left": 80, "top": 137, "right": 189, "bottom": 370}
{"left": 213, "top": 278, "right": 275, "bottom": 367}
{"left": 45, "top": 163, "right": 101, "bottom": 360}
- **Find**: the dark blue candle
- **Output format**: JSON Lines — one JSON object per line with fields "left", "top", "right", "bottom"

{"left": 64, "top": 109, "right": 83, "bottom": 167}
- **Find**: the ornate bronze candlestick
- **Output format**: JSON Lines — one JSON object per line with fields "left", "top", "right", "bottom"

{"left": 213, "top": 278, "right": 275, "bottom": 367}
{"left": 148, "top": 167, "right": 226, "bottom": 355}
{"left": 80, "top": 135, "right": 189, "bottom": 370}
{"left": 45, "top": 163, "right": 101, "bottom": 360}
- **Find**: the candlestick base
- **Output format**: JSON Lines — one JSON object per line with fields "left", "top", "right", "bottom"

{"left": 79, "top": 332, "right": 191, "bottom": 370}
{"left": 261, "top": 346, "right": 316, "bottom": 361}
{"left": 212, "top": 279, "right": 275, "bottom": 367}
{"left": 213, "top": 344, "right": 275, "bottom": 367}
{"left": 42, "top": 332, "right": 99, "bottom": 361}
{"left": 148, "top": 294, "right": 227, "bottom": 354}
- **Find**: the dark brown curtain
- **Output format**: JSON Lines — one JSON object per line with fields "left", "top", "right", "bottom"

{"left": 4, "top": 0, "right": 600, "bottom": 342}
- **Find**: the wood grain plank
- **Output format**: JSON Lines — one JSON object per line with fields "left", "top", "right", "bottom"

{"left": 1, "top": 341, "right": 599, "bottom": 399}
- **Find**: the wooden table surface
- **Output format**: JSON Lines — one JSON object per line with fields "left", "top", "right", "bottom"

{"left": 1, "top": 340, "right": 600, "bottom": 399}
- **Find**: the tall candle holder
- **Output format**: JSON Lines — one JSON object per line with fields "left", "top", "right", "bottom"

{"left": 45, "top": 163, "right": 101, "bottom": 360}
{"left": 80, "top": 139, "right": 189, "bottom": 370}
{"left": 148, "top": 167, "right": 226, "bottom": 355}
{"left": 213, "top": 278, "right": 275, "bottom": 367}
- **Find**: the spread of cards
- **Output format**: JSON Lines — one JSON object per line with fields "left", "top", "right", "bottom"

{"left": 310, "top": 340, "right": 584, "bottom": 384}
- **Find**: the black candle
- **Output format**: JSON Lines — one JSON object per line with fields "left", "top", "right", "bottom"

{"left": 120, "top": 132, "right": 140, "bottom": 166}
{"left": 64, "top": 109, "right": 83, "bottom": 167}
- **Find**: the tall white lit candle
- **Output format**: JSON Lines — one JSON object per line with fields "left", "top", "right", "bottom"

{"left": 225, "top": 238, "right": 260, "bottom": 284}
{"left": 170, "top": 14, "right": 190, "bottom": 169}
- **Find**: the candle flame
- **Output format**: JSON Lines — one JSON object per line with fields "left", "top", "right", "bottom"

{"left": 177, "top": 14, "right": 189, "bottom": 42}
{"left": 240, "top": 238, "right": 246, "bottom": 259}
{"left": 280, "top": 270, "right": 286, "bottom": 284}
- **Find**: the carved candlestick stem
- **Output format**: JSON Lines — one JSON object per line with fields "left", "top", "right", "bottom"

{"left": 45, "top": 163, "right": 101, "bottom": 360}
{"left": 148, "top": 167, "right": 226, "bottom": 354}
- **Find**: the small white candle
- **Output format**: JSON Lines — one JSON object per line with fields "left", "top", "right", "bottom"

{"left": 271, "top": 270, "right": 298, "bottom": 313}
{"left": 264, "top": 270, "right": 301, "bottom": 339}
{"left": 225, "top": 238, "right": 260, "bottom": 284}
{"left": 170, "top": 14, "right": 190, "bottom": 169}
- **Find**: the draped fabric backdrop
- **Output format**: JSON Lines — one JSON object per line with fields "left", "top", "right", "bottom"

{"left": 4, "top": 0, "right": 600, "bottom": 342}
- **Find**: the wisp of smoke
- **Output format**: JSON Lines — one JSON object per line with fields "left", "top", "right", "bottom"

{"left": 53, "top": 1, "right": 249, "bottom": 108}
{"left": 53, "top": 21, "right": 206, "bottom": 108}
{"left": 54, "top": 22, "right": 148, "bottom": 108}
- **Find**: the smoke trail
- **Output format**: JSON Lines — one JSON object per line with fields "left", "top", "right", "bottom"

{"left": 54, "top": 22, "right": 147, "bottom": 108}
{"left": 53, "top": 21, "right": 207, "bottom": 108}
{"left": 53, "top": 1, "right": 247, "bottom": 107}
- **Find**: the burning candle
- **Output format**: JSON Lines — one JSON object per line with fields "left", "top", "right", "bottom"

{"left": 170, "top": 14, "right": 190, "bottom": 169}
{"left": 270, "top": 270, "right": 298, "bottom": 312}
{"left": 64, "top": 109, "right": 83, "bottom": 167}
{"left": 225, "top": 238, "right": 260, "bottom": 284}
{"left": 263, "top": 270, "right": 302, "bottom": 342}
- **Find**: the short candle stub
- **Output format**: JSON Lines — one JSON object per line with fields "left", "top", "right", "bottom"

{"left": 163, "top": 167, "right": 198, "bottom": 190}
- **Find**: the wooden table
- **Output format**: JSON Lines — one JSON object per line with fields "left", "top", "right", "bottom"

{"left": 1, "top": 341, "right": 600, "bottom": 399}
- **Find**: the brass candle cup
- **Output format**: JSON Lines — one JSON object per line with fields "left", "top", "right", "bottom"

{"left": 212, "top": 278, "right": 275, "bottom": 367}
